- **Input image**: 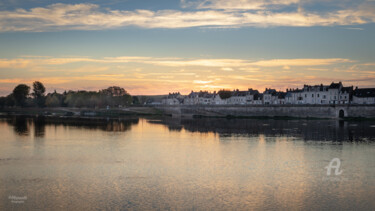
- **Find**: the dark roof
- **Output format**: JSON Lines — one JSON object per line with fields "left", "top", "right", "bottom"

{"left": 288, "top": 88, "right": 303, "bottom": 93}
{"left": 276, "top": 92, "right": 286, "bottom": 99}
{"left": 168, "top": 92, "right": 181, "bottom": 98}
{"left": 248, "top": 89, "right": 259, "bottom": 95}
{"left": 354, "top": 88, "right": 375, "bottom": 98}
{"left": 303, "top": 84, "right": 329, "bottom": 91}
{"left": 188, "top": 91, "right": 214, "bottom": 98}
{"left": 329, "top": 82, "right": 342, "bottom": 89}
{"left": 232, "top": 91, "right": 248, "bottom": 96}
{"left": 341, "top": 86, "right": 353, "bottom": 93}
{"left": 264, "top": 89, "right": 277, "bottom": 94}
{"left": 198, "top": 91, "right": 214, "bottom": 98}
{"left": 253, "top": 93, "right": 263, "bottom": 100}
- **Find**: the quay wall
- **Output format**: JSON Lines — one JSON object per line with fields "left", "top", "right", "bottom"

{"left": 155, "top": 105, "right": 375, "bottom": 118}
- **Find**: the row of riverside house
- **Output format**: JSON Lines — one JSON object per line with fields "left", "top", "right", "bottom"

{"left": 161, "top": 82, "right": 375, "bottom": 105}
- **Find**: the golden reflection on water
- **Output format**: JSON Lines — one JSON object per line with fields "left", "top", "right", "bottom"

{"left": 0, "top": 117, "right": 374, "bottom": 210}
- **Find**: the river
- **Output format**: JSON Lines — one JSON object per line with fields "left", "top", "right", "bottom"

{"left": 0, "top": 116, "right": 374, "bottom": 210}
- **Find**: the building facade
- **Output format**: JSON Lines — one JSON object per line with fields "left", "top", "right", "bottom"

{"left": 161, "top": 82, "right": 370, "bottom": 106}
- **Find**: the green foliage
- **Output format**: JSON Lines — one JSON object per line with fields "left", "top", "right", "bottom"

{"left": 12, "top": 84, "right": 30, "bottom": 107}
{"left": 32, "top": 81, "right": 46, "bottom": 107}
{"left": 63, "top": 90, "right": 132, "bottom": 108}
{"left": 218, "top": 89, "right": 232, "bottom": 99}
{"left": 5, "top": 94, "right": 15, "bottom": 107}
{"left": 45, "top": 95, "right": 61, "bottom": 107}
{"left": 6, "top": 84, "right": 132, "bottom": 108}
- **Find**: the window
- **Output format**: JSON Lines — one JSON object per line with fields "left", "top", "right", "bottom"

{"left": 305, "top": 94, "right": 307, "bottom": 97}
{"left": 323, "top": 95, "right": 326, "bottom": 99}
{"left": 312, "top": 94, "right": 314, "bottom": 97}
{"left": 318, "top": 94, "right": 320, "bottom": 97}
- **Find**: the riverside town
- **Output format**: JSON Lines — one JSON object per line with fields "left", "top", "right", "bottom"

{"left": 160, "top": 82, "right": 375, "bottom": 106}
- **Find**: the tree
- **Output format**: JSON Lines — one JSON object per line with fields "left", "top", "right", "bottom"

{"left": 32, "top": 81, "right": 46, "bottom": 107}
{"left": 132, "top": 96, "right": 140, "bottom": 105}
{"left": 45, "top": 95, "right": 61, "bottom": 107}
{"left": 0, "top": 97, "right": 5, "bottom": 108}
{"left": 218, "top": 89, "right": 232, "bottom": 99}
{"left": 12, "top": 84, "right": 30, "bottom": 107}
{"left": 5, "top": 94, "right": 15, "bottom": 107}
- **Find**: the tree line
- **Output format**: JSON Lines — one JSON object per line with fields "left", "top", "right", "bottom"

{"left": 0, "top": 82, "right": 136, "bottom": 108}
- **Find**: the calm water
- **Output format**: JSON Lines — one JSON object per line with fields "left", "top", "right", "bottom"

{"left": 0, "top": 116, "right": 375, "bottom": 210}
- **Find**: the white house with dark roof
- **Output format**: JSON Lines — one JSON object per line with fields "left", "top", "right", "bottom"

{"left": 301, "top": 84, "right": 329, "bottom": 104}
{"left": 352, "top": 88, "right": 375, "bottom": 104}
{"left": 160, "top": 82, "right": 370, "bottom": 106}
{"left": 263, "top": 88, "right": 277, "bottom": 105}
{"left": 162, "top": 92, "right": 183, "bottom": 105}
{"left": 226, "top": 90, "right": 248, "bottom": 105}
{"left": 245, "top": 89, "right": 260, "bottom": 104}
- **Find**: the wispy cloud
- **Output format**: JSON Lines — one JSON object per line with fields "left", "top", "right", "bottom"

{"left": 0, "top": 56, "right": 354, "bottom": 69}
{"left": 181, "top": 0, "right": 299, "bottom": 10}
{"left": 344, "top": 27, "right": 364, "bottom": 30}
{"left": 249, "top": 58, "right": 353, "bottom": 67}
{"left": 0, "top": 3, "right": 375, "bottom": 32}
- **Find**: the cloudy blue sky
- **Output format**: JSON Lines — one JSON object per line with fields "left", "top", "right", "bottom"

{"left": 0, "top": 0, "right": 374, "bottom": 95}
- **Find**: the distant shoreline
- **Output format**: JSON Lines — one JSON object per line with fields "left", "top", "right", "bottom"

{"left": 155, "top": 104, "right": 375, "bottom": 120}
{"left": 2, "top": 105, "right": 375, "bottom": 121}
{"left": 0, "top": 107, "right": 163, "bottom": 118}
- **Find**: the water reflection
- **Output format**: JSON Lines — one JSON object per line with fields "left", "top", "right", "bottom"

{"left": 1, "top": 116, "right": 139, "bottom": 137}
{"left": 6, "top": 116, "right": 30, "bottom": 136}
{"left": 148, "top": 118, "right": 375, "bottom": 142}
{"left": 34, "top": 116, "right": 45, "bottom": 137}
{"left": 0, "top": 116, "right": 374, "bottom": 210}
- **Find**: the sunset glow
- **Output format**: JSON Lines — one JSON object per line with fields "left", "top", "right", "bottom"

{"left": 1, "top": 0, "right": 375, "bottom": 95}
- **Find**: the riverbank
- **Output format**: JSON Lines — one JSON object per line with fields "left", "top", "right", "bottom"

{"left": 0, "top": 107, "right": 163, "bottom": 118}
{"left": 2, "top": 105, "right": 375, "bottom": 120}
{"left": 156, "top": 104, "right": 375, "bottom": 119}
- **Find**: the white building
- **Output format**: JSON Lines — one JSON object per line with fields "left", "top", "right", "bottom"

{"left": 159, "top": 82, "right": 364, "bottom": 106}
{"left": 245, "top": 89, "right": 260, "bottom": 104}
{"left": 285, "top": 89, "right": 303, "bottom": 104}
{"left": 227, "top": 90, "right": 248, "bottom": 105}
{"left": 301, "top": 84, "right": 329, "bottom": 104}
{"left": 352, "top": 88, "right": 375, "bottom": 104}
{"left": 184, "top": 91, "right": 199, "bottom": 105}
{"left": 263, "top": 88, "right": 277, "bottom": 105}
{"left": 272, "top": 92, "right": 286, "bottom": 104}
{"left": 214, "top": 94, "right": 226, "bottom": 105}
{"left": 162, "top": 92, "right": 183, "bottom": 105}
{"left": 252, "top": 93, "right": 263, "bottom": 104}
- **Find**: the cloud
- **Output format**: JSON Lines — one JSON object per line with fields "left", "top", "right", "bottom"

{"left": 193, "top": 80, "right": 213, "bottom": 84}
{"left": 307, "top": 67, "right": 329, "bottom": 71}
{"left": 0, "top": 3, "right": 375, "bottom": 32}
{"left": 344, "top": 27, "right": 364, "bottom": 30}
{"left": 0, "top": 58, "right": 34, "bottom": 68}
{"left": 221, "top": 67, "right": 234, "bottom": 71}
{"left": 249, "top": 58, "right": 353, "bottom": 67}
{"left": 0, "top": 56, "right": 353, "bottom": 69}
{"left": 182, "top": 0, "right": 299, "bottom": 10}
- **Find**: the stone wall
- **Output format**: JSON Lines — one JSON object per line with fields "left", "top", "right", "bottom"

{"left": 156, "top": 105, "right": 375, "bottom": 118}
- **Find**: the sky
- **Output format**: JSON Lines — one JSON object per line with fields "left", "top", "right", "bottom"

{"left": 0, "top": 0, "right": 375, "bottom": 95}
